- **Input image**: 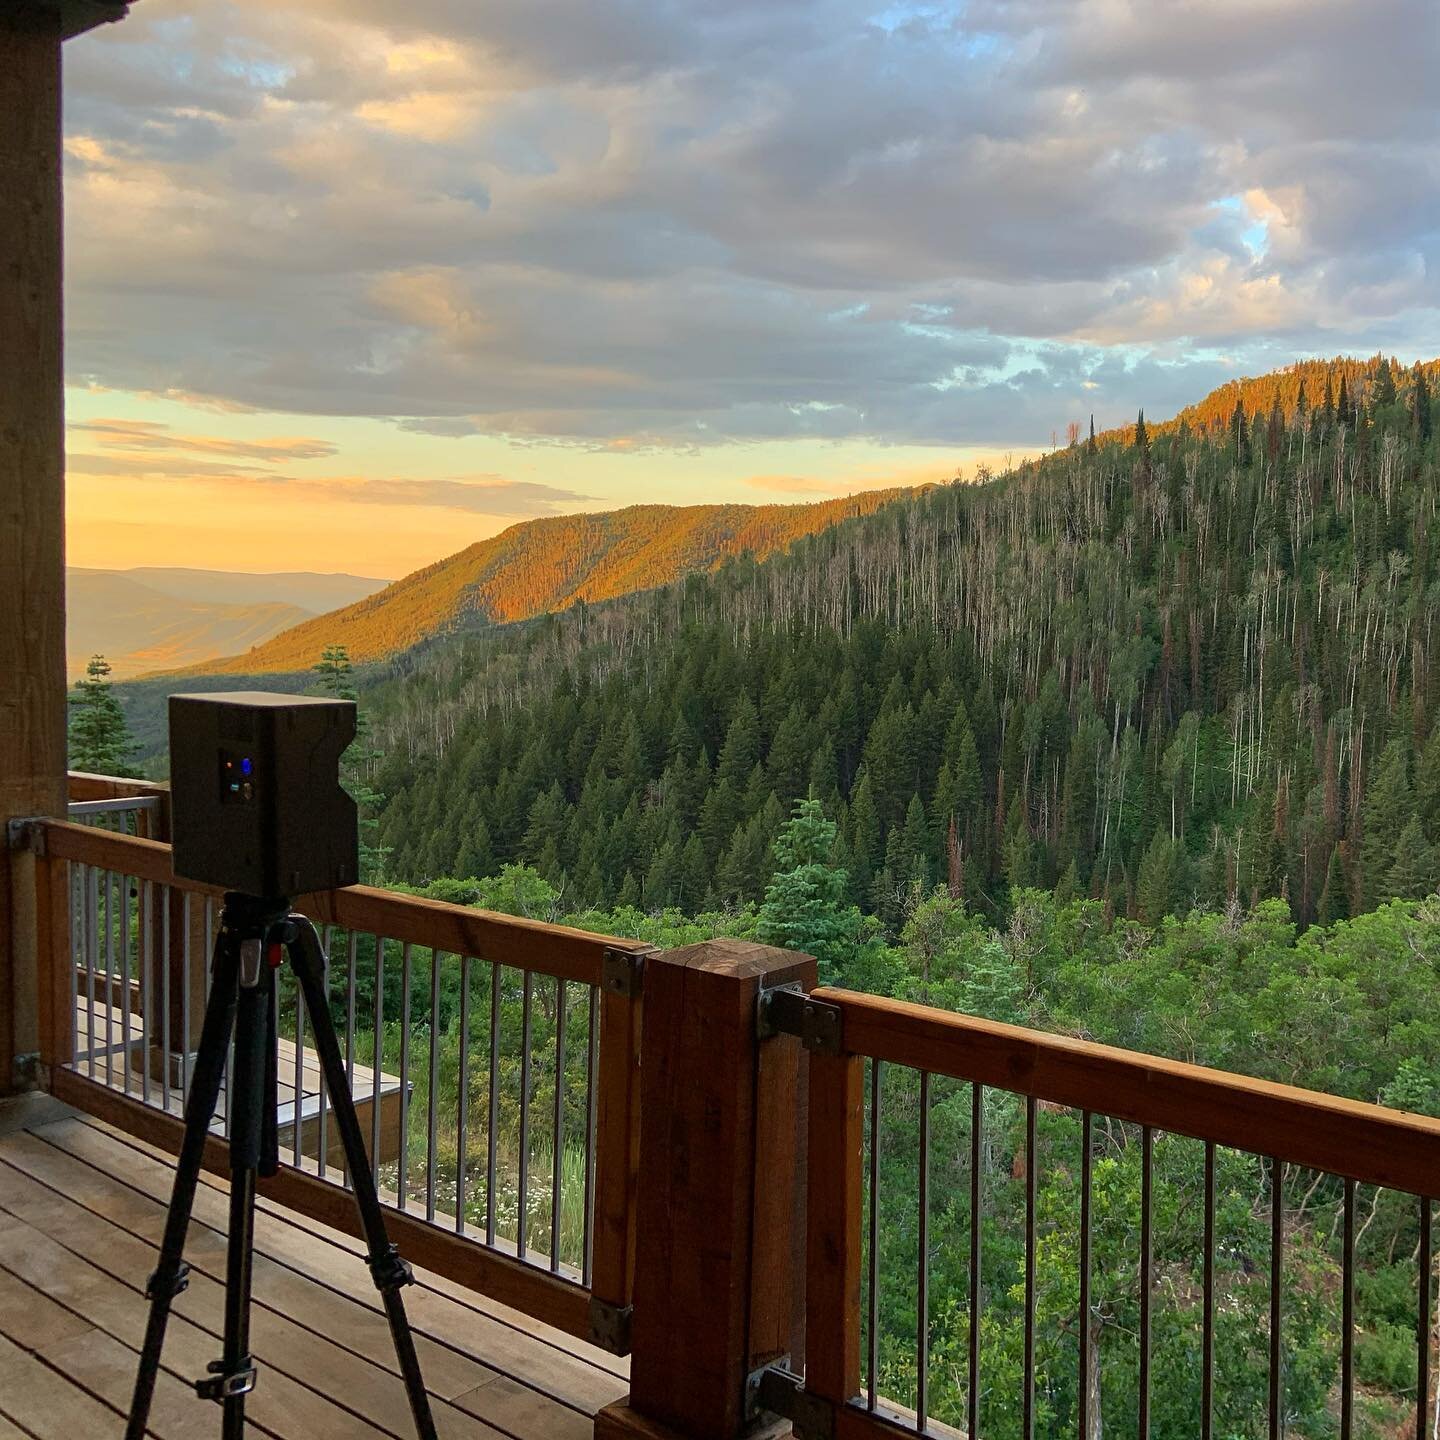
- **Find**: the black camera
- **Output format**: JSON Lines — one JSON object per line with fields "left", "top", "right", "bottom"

{"left": 168, "top": 691, "right": 359, "bottom": 896}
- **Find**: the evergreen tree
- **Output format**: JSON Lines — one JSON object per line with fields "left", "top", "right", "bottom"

{"left": 1316, "top": 844, "right": 1350, "bottom": 926}
{"left": 1386, "top": 817, "right": 1437, "bottom": 900}
{"left": 757, "top": 799, "right": 860, "bottom": 982}
{"left": 1229, "top": 398, "right": 1249, "bottom": 463}
{"left": 1136, "top": 829, "right": 1177, "bottom": 925}
{"left": 68, "top": 654, "right": 136, "bottom": 775}
{"left": 1361, "top": 740, "right": 1413, "bottom": 906}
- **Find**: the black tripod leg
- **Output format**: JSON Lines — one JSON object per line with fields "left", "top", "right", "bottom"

{"left": 286, "top": 919, "right": 438, "bottom": 1440}
{"left": 126, "top": 931, "right": 241, "bottom": 1440}
{"left": 211, "top": 970, "right": 269, "bottom": 1438}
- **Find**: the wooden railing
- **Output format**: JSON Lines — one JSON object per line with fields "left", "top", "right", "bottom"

{"left": 36, "top": 774, "right": 1440, "bottom": 1440}
{"left": 23, "top": 814, "right": 648, "bottom": 1350}
{"left": 794, "top": 987, "right": 1440, "bottom": 1440}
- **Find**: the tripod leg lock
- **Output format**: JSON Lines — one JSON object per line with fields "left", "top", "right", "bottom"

{"left": 196, "top": 1356, "right": 258, "bottom": 1402}
{"left": 145, "top": 1261, "right": 191, "bottom": 1301}
{"left": 368, "top": 1243, "right": 415, "bottom": 1295}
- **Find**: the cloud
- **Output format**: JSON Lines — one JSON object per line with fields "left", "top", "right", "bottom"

{"left": 72, "top": 418, "right": 338, "bottom": 461}
{"left": 60, "top": 0, "right": 1440, "bottom": 447}
{"left": 67, "top": 446, "right": 592, "bottom": 515}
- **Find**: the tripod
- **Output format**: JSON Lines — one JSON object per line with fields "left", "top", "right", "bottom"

{"left": 126, "top": 893, "right": 438, "bottom": 1440}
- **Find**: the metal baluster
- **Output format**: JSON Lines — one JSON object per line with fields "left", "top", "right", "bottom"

{"left": 1202, "top": 1141, "right": 1215, "bottom": 1440}
{"left": 1079, "top": 1111, "right": 1092, "bottom": 1440}
{"left": 1270, "top": 1158, "right": 1284, "bottom": 1440}
{"left": 456, "top": 955, "right": 471, "bottom": 1236}
{"left": 293, "top": 966, "right": 307, "bottom": 1168}
{"left": 103, "top": 870, "right": 114, "bottom": 1087}
{"left": 120, "top": 873, "right": 131, "bottom": 1095}
{"left": 486, "top": 964, "right": 501, "bottom": 1248}
{"left": 518, "top": 970, "right": 533, "bottom": 1261}
{"left": 1341, "top": 1178, "right": 1354, "bottom": 1440}
{"left": 139, "top": 880, "right": 151, "bottom": 1105}
{"left": 180, "top": 893, "right": 192, "bottom": 1101}
{"left": 398, "top": 943, "right": 412, "bottom": 1208}
{"left": 550, "top": 977, "right": 566, "bottom": 1271}
{"left": 204, "top": 897, "right": 214, "bottom": 982}
{"left": 867, "top": 1059, "right": 882, "bottom": 1410}
{"left": 317, "top": 925, "right": 333, "bottom": 1177}
{"left": 86, "top": 866, "right": 98, "bottom": 1079}
{"left": 159, "top": 887, "right": 170, "bottom": 1113}
{"left": 969, "top": 1081, "right": 983, "bottom": 1440}
{"left": 582, "top": 985, "right": 599, "bottom": 1287}
{"left": 1420, "top": 1196, "right": 1433, "bottom": 1440}
{"left": 917, "top": 1070, "right": 931, "bottom": 1429}
{"left": 69, "top": 864, "right": 81, "bottom": 1073}
{"left": 1139, "top": 1125, "right": 1153, "bottom": 1440}
{"left": 371, "top": 935, "right": 384, "bottom": 1191}
{"left": 345, "top": 931, "right": 358, "bottom": 1187}
{"left": 1024, "top": 1096, "right": 1037, "bottom": 1440}
{"left": 426, "top": 949, "right": 442, "bottom": 1224}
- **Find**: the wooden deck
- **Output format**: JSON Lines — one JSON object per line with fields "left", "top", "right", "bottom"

{"left": 0, "top": 1094, "right": 628, "bottom": 1440}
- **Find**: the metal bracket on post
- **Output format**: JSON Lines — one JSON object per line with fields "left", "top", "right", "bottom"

{"left": 6, "top": 817, "right": 47, "bottom": 857}
{"left": 756, "top": 983, "right": 843, "bottom": 1055}
{"left": 751, "top": 1365, "right": 834, "bottom": 1440}
{"left": 601, "top": 946, "right": 651, "bottom": 1000}
{"left": 588, "top": 1296, "right": 634, "bottom": 1354}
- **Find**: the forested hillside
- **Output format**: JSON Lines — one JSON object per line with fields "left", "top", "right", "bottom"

{"left": 368, "top": 355, "right": 1440, "bottom": 929}
{"left": 184, "top": 490, "right": 913, "bottom": 676}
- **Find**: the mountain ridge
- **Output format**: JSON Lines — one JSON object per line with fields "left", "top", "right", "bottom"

{"left": 165, "top": 490, "right": 920, "bottom": 677}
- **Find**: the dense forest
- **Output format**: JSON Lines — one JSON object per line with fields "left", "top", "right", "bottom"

{"left": 368, "top": 355, "right": 1440, "bottom": 933}
{"left": 188, "top": 489, "right": 911, "bottom": 676}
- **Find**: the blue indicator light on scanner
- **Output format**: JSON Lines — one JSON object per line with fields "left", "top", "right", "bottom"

{"left": 241, "top": 757, "right": 253, "bottom": 776}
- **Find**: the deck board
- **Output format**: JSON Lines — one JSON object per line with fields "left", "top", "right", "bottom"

{"left": 59, "top": 1115, "right": 628, "bottom": 1388}
{"left": 0, "top": 1102, "right": 627, "bottom": 1440}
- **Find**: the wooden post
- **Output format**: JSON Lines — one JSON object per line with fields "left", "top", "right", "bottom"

{"left": 803, "top": 1051, "right": 864, "bottom": 1406}
{"left": 596, "top": 938, "right": 815, "bottom": 1440}
{"left": 0, "top": 3, "right": 66, "bottom": 1095}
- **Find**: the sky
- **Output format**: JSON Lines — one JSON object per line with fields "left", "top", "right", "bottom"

{"left": 62, "top": 0, "right": 1440, "bottom": 578}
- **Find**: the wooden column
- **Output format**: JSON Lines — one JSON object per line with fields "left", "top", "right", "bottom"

{"left": 0, "top": 3, "right": 66, "bottom": 1095}
{"left": 596, "top": 938, "right": 815, "bottom": 1440}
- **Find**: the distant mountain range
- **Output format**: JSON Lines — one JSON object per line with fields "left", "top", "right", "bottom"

{"left": 175, "top": 491, "right": 917, "bottom": 677}
{"left": 68, "top": 567, "right": 387, "bottom": 680}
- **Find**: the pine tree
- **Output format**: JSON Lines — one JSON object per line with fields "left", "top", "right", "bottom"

{"left": 1386, "top": 817, "right": 1437, "bottom": 900}
{"left": 1136, "top": 829, "right": 1177, "bottom": 925}
{"left": 1134, "top": 410, "right": 1148, "bottom": 453}
{"left": 1316, "top": 844, "right": 1350, "bottom": 925}
{"left": 1361, "top": 739, "right": 1413, "bottom": 906}
{"left": 1372, "top": 357, "right": 1397, "bottom": 408}
{"left": 1414, "top": 365, "right": 1433, "bottom": 442}
{"left": 68, "top": 655, "right": 136, "bottom": 775}
{"left": 757, "top": 799, "right": 859, "bottom": 982}
{"left": 1230, "top": 398, "right": 1249, "bottom": 463}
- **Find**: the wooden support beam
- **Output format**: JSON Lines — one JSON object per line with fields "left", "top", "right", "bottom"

{"left": 0, "top": 2, "right": 65, "bottom": 1095}
{"left": 598, "top": 938, "right": 814, "bottom": 1440}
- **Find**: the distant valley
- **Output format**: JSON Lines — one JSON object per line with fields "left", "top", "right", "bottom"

{"left": 67, "top": 567, "right": 387, "bottom": 680}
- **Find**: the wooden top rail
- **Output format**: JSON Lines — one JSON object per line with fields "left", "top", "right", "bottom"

{"left": 67, "top": 771, "right": 171, "bottom": 805}
{"left": 38, "top": 819, "right": 646, "bottom": 987}
{"left": 818, "top": 987, "right": 1440, "bottom": 1199}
